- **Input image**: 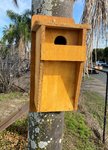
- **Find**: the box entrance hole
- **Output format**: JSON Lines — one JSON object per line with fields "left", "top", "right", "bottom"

{"left": 54, "top": 36, "right": 67, "bottom": 45}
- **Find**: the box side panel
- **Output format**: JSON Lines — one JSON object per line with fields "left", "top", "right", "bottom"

{"left": 39, "top": 61, "right": 77, "bottom": 112}
{"left": 30, "top": 32, "right": 36, "bottom": 111}
{"left": 73, "top": 29, "right": 87, "bottom": 110}
{"left": 74, "top": 62, "right": 84, "bottom": 110}
{"left": 78, "top": 30, "right": 83, "bottom": 45}
{"left": 30, "top": 27, "right": 43, "bottom": 111}
{"left": 34, "top": 27, "right": 41, "bottom": 110}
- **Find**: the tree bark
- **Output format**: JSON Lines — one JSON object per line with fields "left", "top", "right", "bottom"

{"left": 32, "top": 0, "right": 74, "bottom": 18}
{"left": 28, "top": 0, "right": 74, "bottom": 149}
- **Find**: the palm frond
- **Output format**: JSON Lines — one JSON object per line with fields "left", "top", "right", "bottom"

{"left": 81, "top": 0, "right": 108, "bottom": 74}
{"left": 7, "top": 10, "right": 21, "bottom": 23}
{"left": 13, "top": 0, "right": 18, "bottom": 7}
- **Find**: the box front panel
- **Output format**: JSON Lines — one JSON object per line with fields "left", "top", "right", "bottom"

{"left": 45, "top": 28, "right": 83, "bottom": 46}
{"left": 39, "top": 61, "right": 78, "bottom": 112}
{"left": 41, "top": 44, "right": 86, "bottom": 61}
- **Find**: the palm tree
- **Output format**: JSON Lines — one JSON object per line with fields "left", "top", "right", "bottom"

{"left": 3, "top": 24, "right": 15, "bottom": 46}
{"left": 13, "top": 0, "right": 108, "bottom": 63}
{"left": 2, "top": 9, "right": 31, "bottom": 60}
{"left": 12, "top": 0, "right": 108, "bottom": 149}
{"left": 81, "top": 0, "right": 108, "bottom": 74}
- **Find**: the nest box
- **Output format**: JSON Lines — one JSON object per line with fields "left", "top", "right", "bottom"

{"left": 30, "top": 15, "right": 90, "bottom": 112}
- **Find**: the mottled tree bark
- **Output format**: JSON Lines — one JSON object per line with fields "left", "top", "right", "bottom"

{"left": 32, "top": 0, "right": 74, "bottom": 17}
{"left": 28, "top": 0, "right": 74, "bottom": 149}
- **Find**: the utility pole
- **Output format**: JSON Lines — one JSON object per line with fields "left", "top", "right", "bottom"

{"left": 28, "top": 0, "right": 74, "bottom": 149}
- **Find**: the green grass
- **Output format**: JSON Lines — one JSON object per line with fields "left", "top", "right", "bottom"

{"left": 0, "top": 89, "right": 107, "bottom": 150}
{"left": 83, "top": 91, "right": 105, "bottom": 128}
{"left": 64, "top": 90, "right": 108, "bottom": 150}
{"left": 0, "top": 92, "right": 28, "bottom": 101}
{"left": 65, "top": 112, "right": 91, "bottom": 139}
{"left": 6, "top": 118, "right": 28, "bottom": 135}
{"left": 65, "top": 111, "right": 96, "bottom": 150}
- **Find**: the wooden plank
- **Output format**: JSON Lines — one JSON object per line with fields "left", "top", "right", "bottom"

{"left": 30, "top": 32, "right": 37, "bottom": 111}
{"left": 32, "top": 23, "right": 91, "bottom": 31}
{"left": 41, "top": 44, "right": 86, "bottom": 61}
{"left": 45, "top": 28, "right": 82, "bottom": 45}
{"left": 34, "top": 26, "right": 45, "bottom": 111}
{"left": 30, "top": 15, "right": 89, "bottom": 112}
{"left": 73, "top": 29, "right": 87, "bottom": 109}
{"left": 0, "top": 102, "right": 29, "bottom": 132}
{"left": 78, "top": 30, "right": 83, "bottom": 45}
{"left": 74, "top": 62, "right": 84, "bottom": 110}
{"left": 37, "top": 26, "right": 46, "bottom": 111}
{"left": 34, "top": 27, "right": 41, "bottom": 110}
{"left": 38, "top": 62, "right": 77, "bottom": 112}
{"left": 82, "top": 29, "right": 87, "bottom": 46}
{"left": 32, "top": 15, "right": 91, "bottom": 31}
{"left": 30, "top": 26, "right": 45, "bottom": 112}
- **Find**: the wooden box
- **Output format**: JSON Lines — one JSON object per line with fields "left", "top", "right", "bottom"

{"left": 30, "top": 15, "right": 90, "bottom": 112}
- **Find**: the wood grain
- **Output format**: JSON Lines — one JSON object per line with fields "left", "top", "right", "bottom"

{"left": 32, "top": 15, "right": 90, "bottom": 31}
{"left": 41, "top": 44, "right": 86, "bottom": 61}
{"left": 30, "top": 15, "right": 89, "bottom": 112}
{"left": 40, "top": 62, "right": 75, "bottom": 112}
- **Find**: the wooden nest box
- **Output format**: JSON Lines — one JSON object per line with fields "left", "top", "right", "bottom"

{"left": 30, "top": 15, "right": 90, "bottom": 112}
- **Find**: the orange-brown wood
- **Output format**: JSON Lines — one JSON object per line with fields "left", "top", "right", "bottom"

{"left": 34, "top": 27, "right": 41, "bottom": 111}
{"left": 74, "top": 62, "right": 84, "bottom": 110}
{"left": 45, "top": 28, "right": 83, "bottom": 45}
{"left": 82, "top": 29, "right": 87, "bottom": 46}
{"left": 30, "top": 26, "right": 46, "bottom": 111}
{"left": 32, "top": 15, "right": 90, "bottom": 31}
{"left": 30, "top": 31, "right": 36, "bottom": 111}
{"left": 30, "top": 15, "right": 90, "bottom": 112}
{"left": 40, "top": 62, "right": 75, "bottom": 112}
{"left": 41, "top": 44, "right": 86, "bottom": 61}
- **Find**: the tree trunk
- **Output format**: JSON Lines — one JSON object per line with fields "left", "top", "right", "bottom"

{"left": 28, "top": 0, "right": 74, "bottom": 149}
{"left": 32, "top": 0, "right": 74, "bottom": 18}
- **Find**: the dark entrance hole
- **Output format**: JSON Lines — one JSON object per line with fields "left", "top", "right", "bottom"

{"left": 54, "top": 36, "right": 67, "bottom": 45}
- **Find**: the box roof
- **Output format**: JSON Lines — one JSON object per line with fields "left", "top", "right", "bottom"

{"left": 32, "top": 15, "right": 90, "bottom": 31}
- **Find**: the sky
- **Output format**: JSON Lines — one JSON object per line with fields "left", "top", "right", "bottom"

{"left": 0, "top": 0, "right": 84, "bottom": 38}
{"left": 0, "top": 0, "right": 31, "bottom": 38}
{"left": 0, "top": 0, "right": 106, "bottom": 48}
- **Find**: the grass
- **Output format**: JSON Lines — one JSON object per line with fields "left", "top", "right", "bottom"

{"left": 0, "top": 92, "right": 29, "bottom": 149}
{"left": 0, "top": 118, "right": 28, "bottom": 150}
{"left": 6, "top": 118, "right": 28, "bottom": 135}
{"left": 65, "top": 112, "right": 91, "bottom": 139}
{"left": 64, "top": 111, "right": 96, "bottom": 150}
{"left": 83, "top": 91, "right": 105, "bottom": 128}
{"left": 0, "top": 92, "right": 28, "bottom": 101}
{"left": 63, "top": 90, "right": 108, "bottom": 150}
{"left": 0, "top": 84, "right": 108, "bottom": 149}
{"left": 81, "top": 90, "right": 108, "bottom": 149}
